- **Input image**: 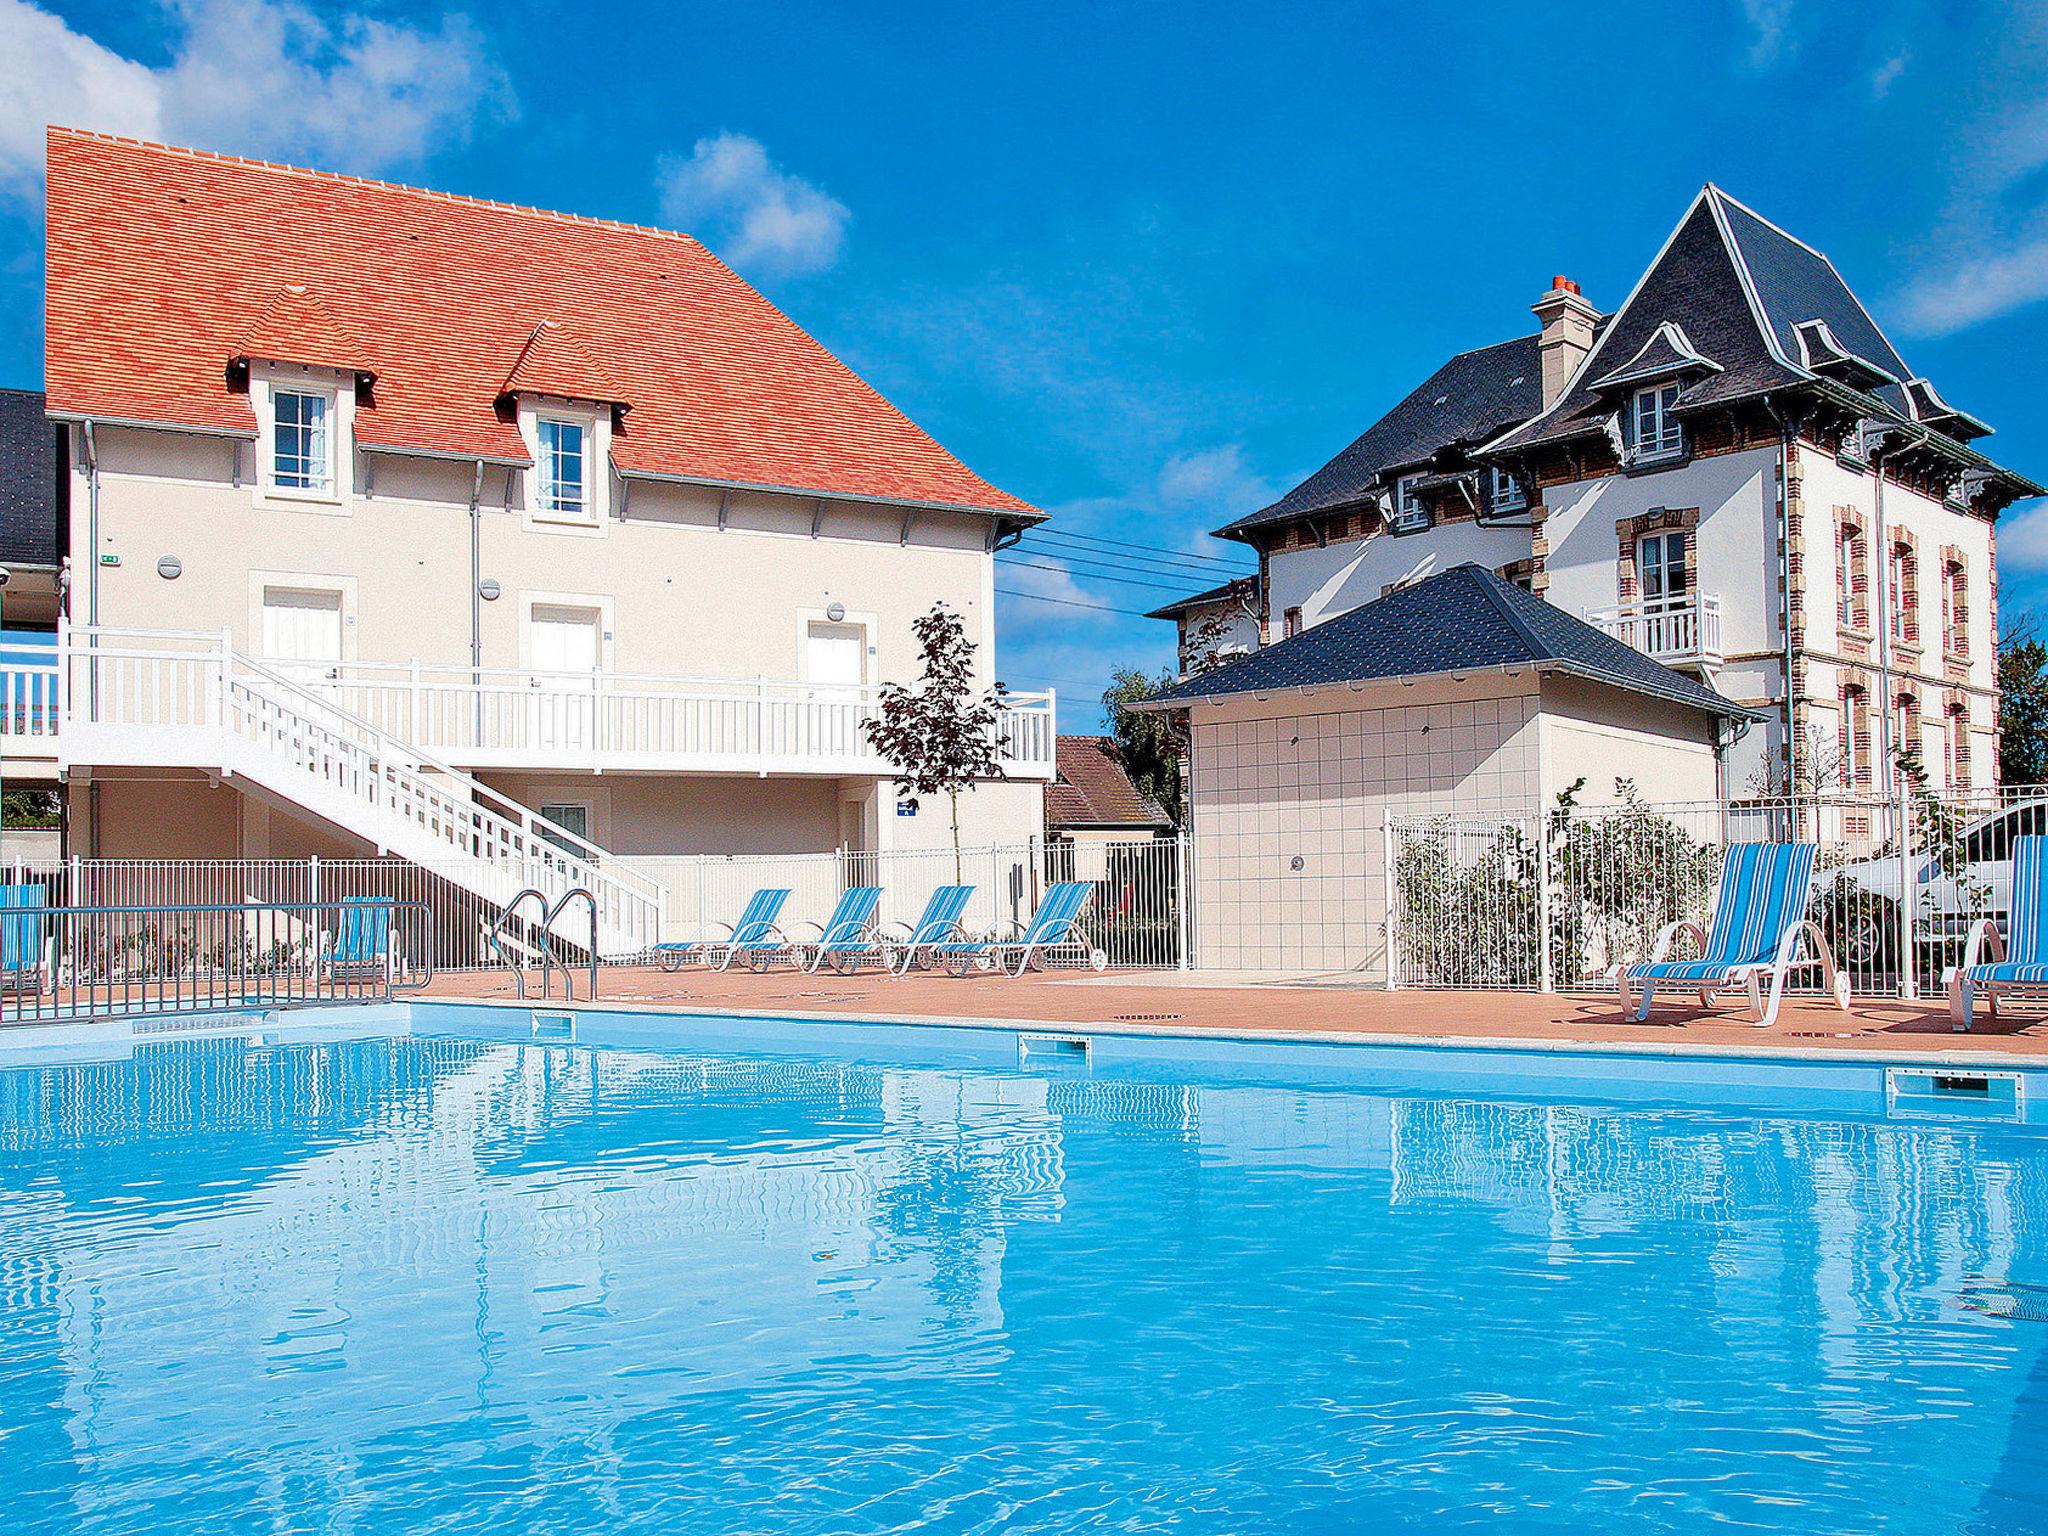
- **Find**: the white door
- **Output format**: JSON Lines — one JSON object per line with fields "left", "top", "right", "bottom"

{"left": 261, "top": 587, "right": 343, "bottom": 693}
{"left": 806, "top": 621, "right": 865, "bottom": 756}
{"left": 529, "top": 605, "right": 602, "bottom": 752}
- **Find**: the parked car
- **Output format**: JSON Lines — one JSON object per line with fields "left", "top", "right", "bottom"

{"left": 1826, "top": 798, "right": 2048, "bottom": 969}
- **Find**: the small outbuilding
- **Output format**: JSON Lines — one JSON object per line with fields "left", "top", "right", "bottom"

{"left": 1134, "top": 564, "right": 1758, "bottom": 974}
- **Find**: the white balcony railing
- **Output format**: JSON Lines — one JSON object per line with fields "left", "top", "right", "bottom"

{"left": 1584, "top": 593, "right": 1724, "bottom": 670}
{"left": 52, "top": 629, "right": 1056, "bottom": 780}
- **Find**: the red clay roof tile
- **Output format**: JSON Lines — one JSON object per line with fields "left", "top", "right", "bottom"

{"left": 1046, "top": 736, "right": 1173, "bottom": 830}
{"left": 45, "top": 129, "right": 1036, "bottom": 515}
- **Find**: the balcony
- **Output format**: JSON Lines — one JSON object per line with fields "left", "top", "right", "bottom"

{"left": 1584, "top": 594, "right": 1724, "bottom": 671}
{"left": 56, "top": 628, "right": 1057, "bottom": 780}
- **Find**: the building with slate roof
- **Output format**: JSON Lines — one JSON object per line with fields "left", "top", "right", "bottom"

{"left": 1136, "top": 565, "right": 1757, "bottom": 973}
{"left": 41, "top": 130, "right": 1049, "bottom": 922}
{"left": 1155, "top": 185, "right": 2039, "bottom": 799}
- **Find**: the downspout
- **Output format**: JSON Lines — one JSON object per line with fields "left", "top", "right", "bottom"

{"left": 1775, "top": 411, "right": 1796, "bottom": 794}
{"left": 81, "top": 421, "right": 100, "bottom": 858}
{"left": 1867, "top": 425, "right": 1895, "bottom": 790}
{"left": 469, "top": 459, "right": 485, "bottom": 743}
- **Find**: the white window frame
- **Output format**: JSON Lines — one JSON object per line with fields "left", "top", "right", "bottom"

{"left": 1636, "top": 531, "right": 1688, "bottom": 608}
{"left": 1841, "top": 691, "right": 1865, "bottom": 787}
{"left": 251, "top": 364, "right": 353, "bottom": 510}
{"left": 1627, "top": 383, "right": 1684, "bottom": 464}
{"left": 1890, "top": 543, "right": 1912, "bottom": 642}
{"left": 516, "top": 399, "right": 610, "bottom": 533}
{"left": 1948, "top": 707, "right": 1968, "bottom": 788}
{"left": 1489, "top": 467, "right": 1525, "bottom": 514}
{"left": 537, "top": 416, "right": 591, "bottom": 524}
{"left": 1839, "top": 526, "right": 1860, "bottom": 629}
{"left": 1391, "top": 473, "right": 1428, "bottom": 533}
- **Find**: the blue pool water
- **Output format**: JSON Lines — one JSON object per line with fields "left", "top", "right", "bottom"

{"left": 4, "top": 1009, "right": 2048, "bottom": 1533}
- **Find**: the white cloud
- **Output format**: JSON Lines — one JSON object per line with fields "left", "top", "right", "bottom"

{"left": 657, "top": 132, "right": 848, "bottom": 277}
{"left": 1997, "top": 502, "right": 2048, "bottom": 572}
{"left": 0, "top": 0, "right": 508, "bottom": 197}
{"left": 1738, "top": 0, "right": 1795, "bottom": 66}
{"left": 1898, "top": 236, "right": 2048, "bottom": 336}
{"left": 1871, "top": 51, "right": 1909, "bottom": 98}
{"left": 1156, "top": 444, "right": 1278, "bottom": 514}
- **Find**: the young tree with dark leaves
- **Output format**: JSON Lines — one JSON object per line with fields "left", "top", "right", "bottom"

{"left": 863, "top": 604, "right": 1009, "bottom": 880}
{"left": 2001, "top": 623, "right": 2048, "bottom": 788}
{"left": 1103, "top": 667, "right": 1184, "bottom": 826}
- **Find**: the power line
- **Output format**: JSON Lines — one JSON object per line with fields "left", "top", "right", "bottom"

{"left": 995, "top": 556, "right": 1191, "bottom": 594}
{"left": 995, "top": 587, "right": 1154, "bottom": 618}
{"left": 1026, "top": 527, "right": 1251, "bottom": 573}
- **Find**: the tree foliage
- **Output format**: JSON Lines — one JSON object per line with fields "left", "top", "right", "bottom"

{"left": 862, "top": 604, "right": 1008, "bottom": 879}
{"left": 2001, "top": 623, "right": 2048, "bottom": 788}
{"left": 1101, "top": 667, "right": 1184, "bottom": 825}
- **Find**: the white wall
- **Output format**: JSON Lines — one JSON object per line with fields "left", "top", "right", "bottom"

{"left": 1265, "top": 520, "right": 1532, "bottom": 632}
{"left": 75, "top": 423, "right": 1008, "bottom": 691}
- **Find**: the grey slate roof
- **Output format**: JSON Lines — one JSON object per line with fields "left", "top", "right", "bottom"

{"left": 1139, "top": 563, "right": 1757, "bottom": 723}
{"left": 0, "top": 389, "right": 61, "bottom": 567}
{"left": 1144, "top": 573, "right": 1257, "bottom": 620}
{"left": 1217, "top": 335, "right": 1542, "bottom": 538}
{"left": 1490, "top": 191, "right": 1805, "bottom": 456}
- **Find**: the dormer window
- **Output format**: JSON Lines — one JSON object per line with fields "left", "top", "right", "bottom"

{"left": 270, "top": 388, "right": 334, "bottom": 495}
{"left": 1626, "top": 383, "right": 1683, "bottom": 463}
{"left": 1489, "top": 468, "right": 1525, "bottom": 513}
{"left": 537, "top": 417, "right": 590, "bottom": 522}
{"left": 1392, "top": 473, "right": 1428, "bottom": 533}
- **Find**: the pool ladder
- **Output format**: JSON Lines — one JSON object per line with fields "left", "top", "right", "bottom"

{"left": 491, "top": 887, "right": 600, "bottom": 1001}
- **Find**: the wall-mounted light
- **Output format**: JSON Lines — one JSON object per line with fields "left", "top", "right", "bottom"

{"left": 826, "top": 601, "right": 847, "bottom": 623}
{"left": 156, "top": 556, "right": 181, "bottom": 580}
{"left": 478, "top": 578, "right": 501, "bottom": 602}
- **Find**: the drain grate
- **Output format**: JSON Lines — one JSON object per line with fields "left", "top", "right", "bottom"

{"left": 1957, "top": 1278, "right": 2048, "bottom": 1323}
{"left": 1112, "top": 1013, "right": 1182, "bottom": 1022}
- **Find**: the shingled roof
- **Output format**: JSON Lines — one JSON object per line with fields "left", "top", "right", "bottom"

{"left": 0, "top": 389, "right": 62, "bottom": 568}
{"left": 1138, "top": 564, "right": 1756, "bottom": 722}
{"left": 1046, "top": 736, "right": 1174, "bottom": 831}
{"left": 1487, "top": 185, "right": 2033, "bottom": 501}
{"left": 45, "top": 129, "right": 1036, "bottom": 520}
{"left": 1217, "top": 335, "right": 1543, "bottom": 538}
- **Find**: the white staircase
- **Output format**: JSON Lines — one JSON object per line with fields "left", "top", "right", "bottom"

{"left": 61, "top": 627, "right": 664, "bottom": 956}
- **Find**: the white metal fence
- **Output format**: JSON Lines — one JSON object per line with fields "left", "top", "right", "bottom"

{"left": 1386, "top": 787, "right": 2047, "bottom": 998}
{"left": 0, "top": 835, "right": 1190, "bottom": 978}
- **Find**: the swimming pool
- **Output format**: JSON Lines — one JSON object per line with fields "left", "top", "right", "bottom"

{"left": 4, "top": 1002, "right": 2048, "bottom": 1532}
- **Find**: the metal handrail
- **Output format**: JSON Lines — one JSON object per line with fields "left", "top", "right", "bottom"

{"left": 489, "top": 886, "right": 601, "bottom": 1001}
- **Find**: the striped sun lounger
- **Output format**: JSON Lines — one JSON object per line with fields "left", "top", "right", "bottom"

{"left": 939, "top": 881, "right": 1103, "bottom": 978}
{"left": 882, "top": 885, "right": 976, "bottom": 975}
{"left": 1620, "top": 842, "right": 1846, "bottom": 1028}
{"left": 1950, "top": 834, "right": 2048, "bottom": 1031}
{"left": 793, "top": 886, "right": 885, "bottom": 974}
{"left": 655, "top": 888, "right": 791, "bottom": 973}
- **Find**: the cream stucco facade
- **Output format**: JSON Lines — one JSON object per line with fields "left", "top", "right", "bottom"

{"left": 1183, "top": 672, "right": 1721, "bottom": 974}
{"left": 64, "top": 408, "right": 1047, "bottom": 864}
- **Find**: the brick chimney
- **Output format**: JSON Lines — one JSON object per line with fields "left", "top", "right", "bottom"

{"left": 1531, "top": 275, "right": 1598, "bottom": 408}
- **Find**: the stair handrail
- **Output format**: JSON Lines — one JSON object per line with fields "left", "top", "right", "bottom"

{"left": 66, "top": 624, "right": 666, "bottom": 943}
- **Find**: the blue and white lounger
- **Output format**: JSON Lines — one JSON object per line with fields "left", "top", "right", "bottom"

{"left": 793, "top": 886, "right": 885, "bottom": 974}
{"left": 1620, "top": 842, "right": 1845, "bottom": 1028}
{"left": 940, "top": 881, "right": 1104, "bottom": 978}
{"left": 0, "top": 884, "right": 51, "bottom": 997}
{"left": 881, "top": 885, "right": 976, "bottom": 975}
{"left": 1950, "top": 834, "right": 2048, "bottom": 1031}
{"left": 655, "top": 888, "right": 791, "bottom": 973}
{"left": 323, "top": 896, "right": 397, "bottom": 985}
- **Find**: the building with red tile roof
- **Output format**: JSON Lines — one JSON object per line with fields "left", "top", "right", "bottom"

{"left": 1046, "top": 737, "right": 1174, "bottom": 836}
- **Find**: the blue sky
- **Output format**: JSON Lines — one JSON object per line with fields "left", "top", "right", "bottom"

{"left": 5, "top": 1, "right": 2048, "bottom": 730}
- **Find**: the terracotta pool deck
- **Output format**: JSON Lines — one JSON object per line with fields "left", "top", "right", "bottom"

{"left": 420, "top": 965, "right": 2048, "bottom": 1063}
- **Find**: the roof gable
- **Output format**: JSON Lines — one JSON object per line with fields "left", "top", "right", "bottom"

{"left": 1142, "top": 564, "right": 1752, "bottom": 722}
{"left": 499, "top": 320, "right": 627, "bottom": 409}
{"left": 1047, "top": 736, "right": 1173, "bottom": 829}
{"left": 1492, "top": 192, "right": 1799, "bottom": 455}
{"left": 45, "top": 130, "right": 1034, "bottom": 517}
{"left": 234, "top": 285, "right": 371, "bottom": 379}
